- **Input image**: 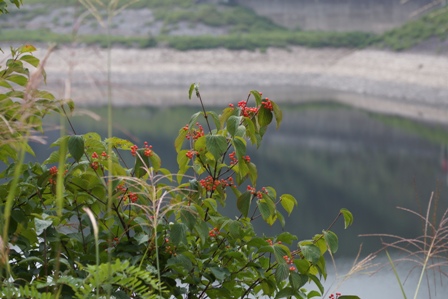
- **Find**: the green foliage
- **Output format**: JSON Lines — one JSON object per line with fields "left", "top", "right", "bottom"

{"left": 0, "top": 45, "right": 355, "bottom": 298}
{"left": 0, "top": 0, "right": 22, "bottom": 14}
{"left": 376, "top": 6, "right": 448, "bottom": 51}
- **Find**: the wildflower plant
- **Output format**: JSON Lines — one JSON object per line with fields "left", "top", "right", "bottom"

{"left": 0, "top": 45, "right": 358, "bottom": 298}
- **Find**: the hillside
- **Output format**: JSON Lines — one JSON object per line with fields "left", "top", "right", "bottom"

{"left": 0, "top": 0, "right": 447, "bottom": 51}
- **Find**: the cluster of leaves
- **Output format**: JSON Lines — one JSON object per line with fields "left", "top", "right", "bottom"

{"left": 0, "top": 0, "right": 22, "bottom": 14}
{"left": 0, "top": 46, "right": 358, "bottom": 298}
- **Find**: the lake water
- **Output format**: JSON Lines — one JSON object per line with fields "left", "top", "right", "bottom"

{"left": 38, "top": 86, "right": 448, "bottom": 298}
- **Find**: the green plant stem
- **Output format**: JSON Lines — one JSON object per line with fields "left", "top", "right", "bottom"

{"left": 1, "top": 135, "right": 27, "bottom": 283}
{"left": 386, "top": 250, "right": 408, "bottom": 299}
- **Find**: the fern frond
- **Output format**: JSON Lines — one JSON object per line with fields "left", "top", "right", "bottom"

{"left": 63, "top": 259, "right": 166, "bottom": 299}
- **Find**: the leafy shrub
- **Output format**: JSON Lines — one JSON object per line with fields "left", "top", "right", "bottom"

{"left": 0, "top": 45, "right": 357, "bottom": 298}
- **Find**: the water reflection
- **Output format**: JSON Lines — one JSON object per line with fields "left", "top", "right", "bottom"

{"left": 39, "top": 93, "right": 448, "bottom": 257}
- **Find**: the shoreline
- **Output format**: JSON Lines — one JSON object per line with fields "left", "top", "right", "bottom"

{"left": 40, "top": 46, "right": 448, "bottom": 123}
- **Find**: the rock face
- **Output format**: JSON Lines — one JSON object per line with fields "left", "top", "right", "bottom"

{"left": 236, "top": 0, "right": 441, "bottom": 32}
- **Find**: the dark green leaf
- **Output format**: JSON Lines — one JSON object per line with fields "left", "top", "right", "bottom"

{"left": 271, "top": 100, "right": 283, "bottom": 129}
{"left": 237, "top": 192, "right": 251, "bottom": 218}
{"left": 289, "top": 272, "right": 306, "bottom": 290}
{"left": 309, "top": 274, "right": 324, "bottom": 295}
{"left": 210, "top": 267, "right": 230, "bottom": 281}
{"left": 134, "top": 149, "right": 150, "bottom": 178}
{"left": 205, "top": 135, "right": 227, "bottom": 160}
{"left": 227, "top": 115, "right": 241, "bottom": 136}
{"left": 339, "top": 296, "right": 361, "bottom": 299}
{"left": 250, "top": 90, "right": 262, "bottom": 106}
{"left": 258, "top": 105, "right": 273, "bottom": 128}
{"left": 275, "top": 263, "right": 289, "bottom": 283}
{"left": 180, "top": 209, "right": 197, "bottom": 231}
{"left": 299, "top": 244, "right": 321, "bottom": 264}
{"left": 276, "top": 232, "right": 298, "bottom": 245}
{"left": 232, "top": 136, "right": 246, "bottom": 160}
{"left": 170, "top": 223, "right": 187, "bottom": 246}
{"left": 275, "top": 287, "right": 295, "bottom": 299}
{"left": 323, "top": 230, "right": 338, "bottom": 254}
{"left": 257, "top": 199, "right": 271, "bottom": 221}
{"left": 68, "top": 135, "right": 84, "bottom": 162}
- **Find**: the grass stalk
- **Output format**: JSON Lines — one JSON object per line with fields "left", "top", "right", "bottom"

{"left": 386, "top": 250, "right": 408, "bottom": 299}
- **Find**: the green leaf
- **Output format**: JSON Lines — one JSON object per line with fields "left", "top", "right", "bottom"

{"left": 105, "top": 137, "right": 133, "bottom": 149}
{"left": 174, "top": 128, "right": 188, "bottom": 152}
{"left": 339, "top": 296, "right": 361, "bottom": 299}
{"left": 167, "top": 253, "right": 193, "bottom": 272}
{"left": 207, "top": 110, "right": 220, "bottom": 129}
{"left": 43, "top": 151, "right": 60, "bottom": 165}
{"left": 6, "top": 74, "right": 27, "bottom": 86}
{"left": 133, "top": 149, "right": 150, "bottom": 178}
{"left": 227, "top": 115, "right": 241, "bottom": 136}
{"left": 289, "top": 272, "right": 306, "bottom": 290}
{"left": 34, "top": 218, "right": 52, "bottom": 235}
{"left": 210, "top": 267, "right": 230, "bottom": 281}
{"left": 68, "top": 135, "right": 84, "bottom": 162}
{"left": 340, "top": 208, "right": 354, "bottom": 229}
{"left": 18, "top": 44, "right": 37, "bottom": 53}
{"left": 323, "top": 230, "right": 338, "bottom": 254}
{"left": 258, "top": 105, "right": 273, "bottom": 128}
{"left": 294, "top": 259, "right": 310, "bottom": 274}
{"left": 280, "top": 194, "right": 297, "bottom": 216}
{"left": 180, "top": 209, "right": 197, "bottom": 231}
{"left": 233, "top": 136, "right": 246, "bottom": 160}
{"left": 19, "top": 54, "right": 39, "bottom": 67}
{"left": 170, "top": 223, "right": 187, "bottom": 246}
{"left": 276, "top": 232, "right": 298, "bottom": 245}
{"left": 149, "top": 152, "right": 162, "bottom": 171}
{"left": 271, "top": 100, "right": 283, "bottom": 129}
{"left": 237, "top": 192, "right": 251, "bottom": 218}
{"left": 250, "top": 90, "right": 262, "bottom": 106}
{"left": 307, "top": 290, "right": 321, "bottom": 298}
{"left": 275, "top": 287, "right": 295, "bottom": 299}
{"left": 257, "top": 199, "right": 271, "bottom": 221}
{"left": 299, "top": 244, "right": 321, "bottom": 264}
{"left": 275, "top": 263, "right": 289, "bottom": 283}
{"left": 188, "top": 111, "right": 202, "bottom": 129}
{"left": 309, "top": 274, "right": 324, "bottom": 295}
{"left": 273, "top": 243, "right": 290, "bottom": 264}
{"left": 205, "top": 135, "right": 227, "bottom": 160}
{"left": 188, "top": 83, "right": 195, "bottom": 99}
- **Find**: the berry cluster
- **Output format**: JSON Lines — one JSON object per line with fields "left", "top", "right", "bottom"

{"left": 115, "top": 183, "right": 138, "bottom": 203}
{"left": 247, "top": 185, "right": 268, "bottom": 199}
{"left": 48, "top": 166, "right": 67, "bottom": 185}
{"left": 329, "top": 293, "right": 342, "bottom": 299}
{"left": 282, "top": 255, "right": 297, "bottom": 271}
{"left": 228, "top": 152, "right": 251, "bottom": 165}
{"left": 184, "top": 123, "right": 205, "bottom": 141}
{"left": 261, "top": 98, "right": 273, "bottom": 111}
{"left": 186, "top": 150, "right": 197, "bottom": 159}
{"left": 208, "top": 227, "right": 220, "bottom": 238}
{"left": 199, "top": 176, "right": 234, "bottom": 191}
{"left": 237, "top": 101, "right": 258, "bottom": 117}
{"left": 130, "top": 142, "right": 153, "bottom": 157}
{"left": 90, "top": 151, "right": 108, "bottom": 170}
